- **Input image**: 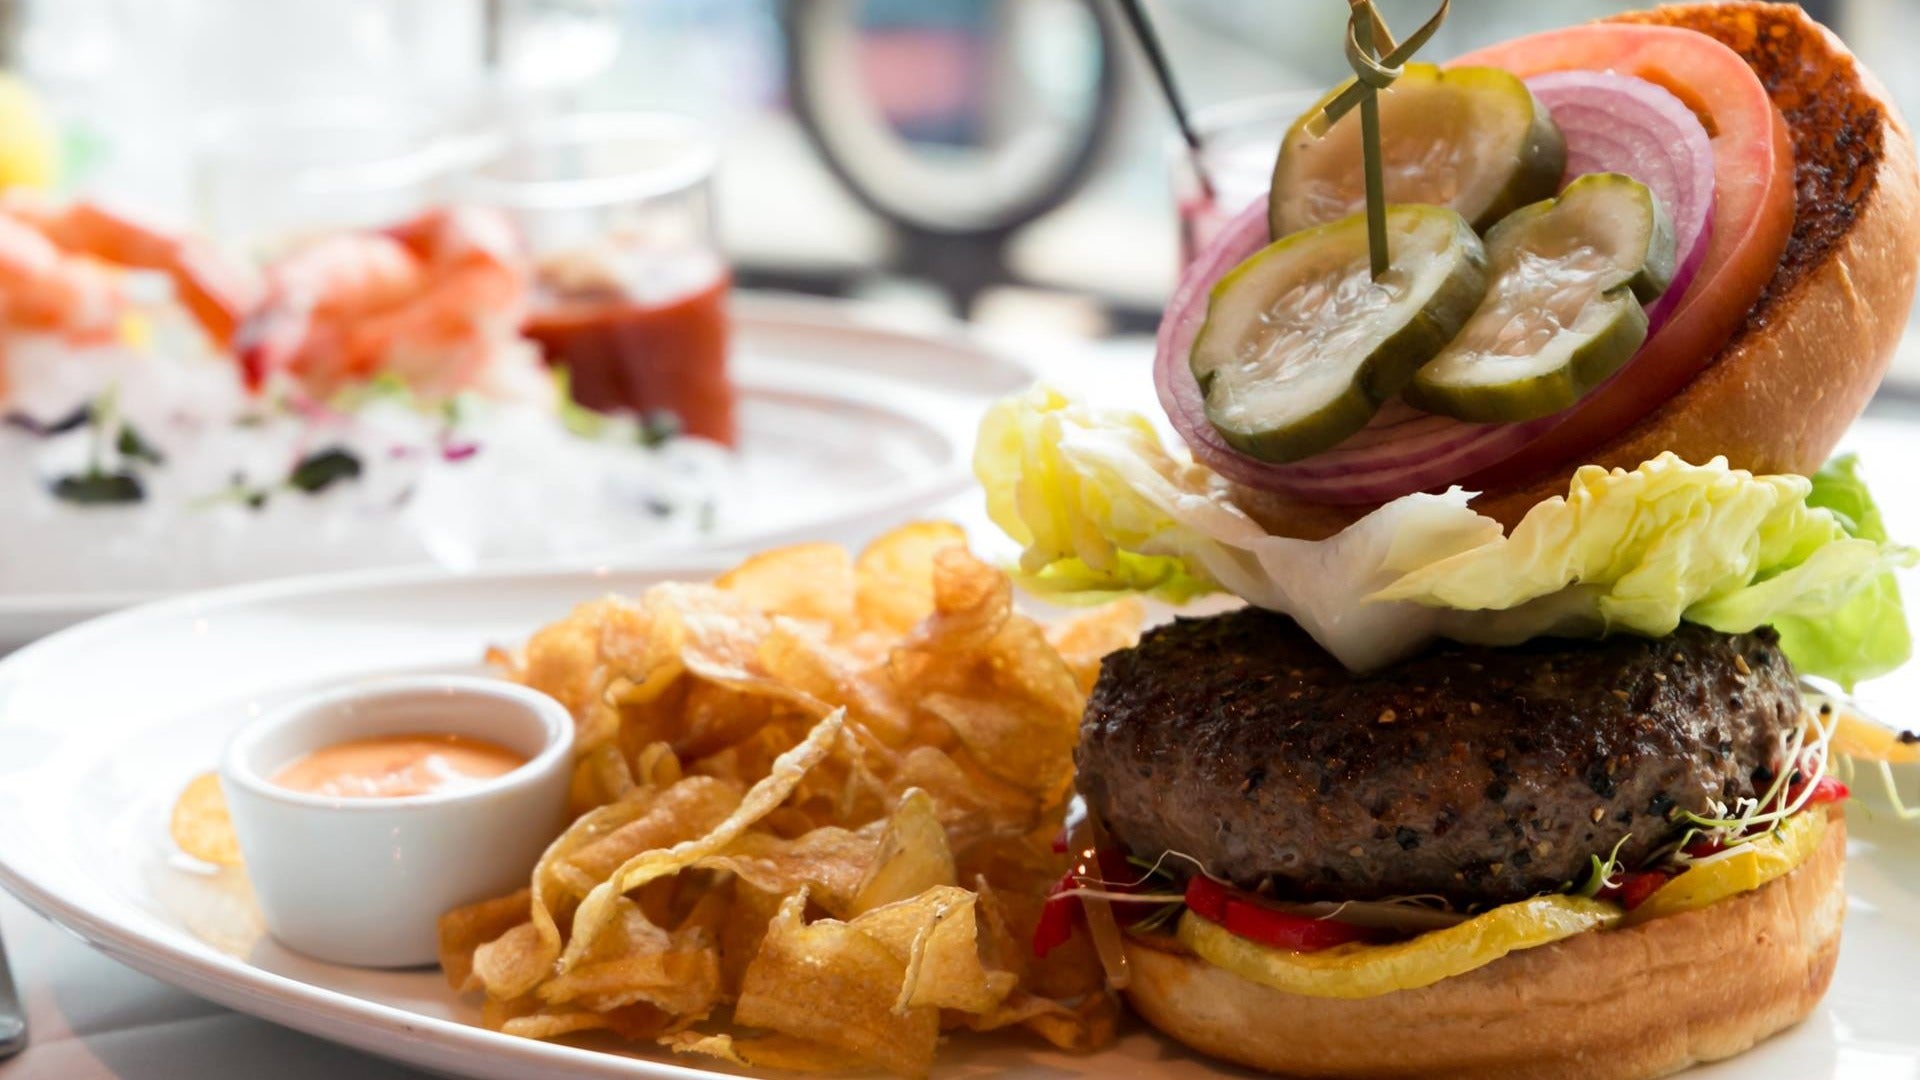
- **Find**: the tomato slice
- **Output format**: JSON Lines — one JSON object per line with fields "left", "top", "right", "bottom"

{"left": 1183, "top": 876, "right": 1373, "bottom": 953}
{"left": 1449, "top": 24, "right": 1795, "bottom": 488}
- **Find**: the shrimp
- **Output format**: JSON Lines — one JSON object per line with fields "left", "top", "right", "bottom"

{"left": 235, "top": 207, "right": 530, "bottom": 397}
{"left": 0, "top": 192, "right": 258, "bottom": 346}
{"left": 0, "top": 212, "right": 123, "bottom": 340}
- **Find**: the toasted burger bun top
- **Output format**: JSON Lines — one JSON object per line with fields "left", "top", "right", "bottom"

{"left": 1232, "top": 2, "right": 1920, "bottom": 540}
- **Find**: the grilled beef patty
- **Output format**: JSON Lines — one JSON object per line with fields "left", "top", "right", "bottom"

{"left": 1077, "top": 610, "right": 1802, "bottom": 907}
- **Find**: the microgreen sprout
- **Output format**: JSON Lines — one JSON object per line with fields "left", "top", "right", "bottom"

{"left": 1573, "top": 832, "right": 1633, "bottom": 897}
{"left": 1672, "top": 703, "right": 1837, "bottom": 863}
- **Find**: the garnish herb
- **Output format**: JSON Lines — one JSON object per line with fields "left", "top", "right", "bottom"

{"left": 47, "top": 389, "right": 163, "bottom": 506}
{"left": 116, "top": 424, "right": 165, "bottom": 466}
{"left": 198, "top": 447, "right": 367, "bottom": 509}
{"left": 50, "top": 472, "right": 144, "bottom": 505}
{"left": 288, "top": 447, "right": 364, "bottom": 494}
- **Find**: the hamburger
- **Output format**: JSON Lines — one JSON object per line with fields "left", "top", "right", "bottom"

{"left": 1081, "top": 615, "right": 1843, "bottom": 1080}
{"left": 973, "top": 4, "right": 1918, "bottom": 1078}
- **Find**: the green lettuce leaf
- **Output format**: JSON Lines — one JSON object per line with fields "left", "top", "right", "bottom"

{"left": 974, "top": 386, "right": 1914, "bottom": 685}
{"left": 1745, "top": 455, "right": 1910, "bottom": 689}
{"left": 1377, "top": 453, "right": 1915, "bottom": 687}
{"left": 974, "top": 385, "right": 1501, "bottom": 671}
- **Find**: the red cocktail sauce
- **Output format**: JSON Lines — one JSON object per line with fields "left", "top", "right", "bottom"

{"left": 526, "top": 272, "right": 736, "bottom": 446}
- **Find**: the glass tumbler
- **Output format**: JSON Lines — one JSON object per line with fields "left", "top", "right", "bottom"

{"left": 460, "top": 112, "right": 735, "bottom": 446}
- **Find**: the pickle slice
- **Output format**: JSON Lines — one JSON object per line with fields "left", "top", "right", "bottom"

{"left": 1190, "top": 205, "right": 1487, "bottom": 464}
{"left": 1404, "top": 173, "right": 1676, "bottom": 423}
{"left": 1272, "top": 64, "right": 1565, "bottom": 237}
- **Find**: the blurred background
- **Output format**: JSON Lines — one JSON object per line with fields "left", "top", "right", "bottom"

{"left": 3, "top": 0, "right": 1919, "bottom": 395}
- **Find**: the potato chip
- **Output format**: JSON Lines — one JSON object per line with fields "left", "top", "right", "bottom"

{"left": 893, "top": 745, "right": 1034, "bottom": 835}
{"left": 438, "top": 888, "right": 529, "bottom": 990}
{"left": 852, "top": 789, "right": 955, "bottom": 914}
{"left": 760, "top": 620, "right": 914, "bottom": 747}
{"left": 561, "top": 775, "right": 742, "bottom": 890}
{"left": 472, "top": 796, "right": 669, "bottom": 999}
{"left": 715, "top": 541, "right": 856, "bottom": 627}
{"left": 169, "top": 771, "right": 242, "bottom": 867}
{"left": 735, "top": 891, "right": 939, "bottom": 1078}
{"left": 518, "top": 597, "right": 628, "bottom": 718}
{"left": 919, "top": 688, "right": 1075, "bottom": 802}
{"left": 537, "top": 897, "right": 719, "bottom": 1019}
{"left": 501, "top": 1003, "right": 670, "bottom": 1041}
{"left": 850, "top": 885, "right": 1008, "bottom": 1014}
{"left": 559, "top": 711, "right": 844, "bottom": 972}
{"left": 855, "top": 521, "right": 968, "bottom": 634}
{"left": 446, "top": 526, "right": 1140, "bottom": 1073}
{"left": 718, "top": 878, "right": 784, "bottom": 995}
{"left": 568, "top": 743, "right": 634, "bottom": 815}
{"left": 696, "top": 820, "right": 884, "bottom": 918}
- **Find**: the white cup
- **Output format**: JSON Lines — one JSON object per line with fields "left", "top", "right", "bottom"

{"left": 220, "top": 676, "right": 572, "bottom": 967}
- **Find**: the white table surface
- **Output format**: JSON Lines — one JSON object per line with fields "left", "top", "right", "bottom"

{"left": 3, "top": 333, "right": 1919, "bottom": 1079}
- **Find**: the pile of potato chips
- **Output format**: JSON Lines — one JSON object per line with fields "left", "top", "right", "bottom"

{"left": 438, "top": 523, "right": 1141, "bottom": 1076}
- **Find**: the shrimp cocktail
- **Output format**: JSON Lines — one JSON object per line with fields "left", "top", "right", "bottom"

{"left": 0, "top": 192, "right": 730, "bottom": 599}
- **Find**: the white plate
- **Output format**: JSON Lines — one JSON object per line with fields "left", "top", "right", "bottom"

{"left": 0, "top": 294, "right": 1029, "bottom": 648}
{"left": 1, "top": 566, "right": 1918, "bottom": 1080}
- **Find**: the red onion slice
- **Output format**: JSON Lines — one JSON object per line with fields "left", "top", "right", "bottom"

{"left": 1155, "top": 71, "right": 1715, "bottom": 506}
{"left": 1526, "top": 70, "right": 1714, "bottom": 331}
{"left": 1154, "top": 196, "right": 1558, "bottom": 503}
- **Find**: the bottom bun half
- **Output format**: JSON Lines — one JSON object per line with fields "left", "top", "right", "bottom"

{"left": 1124, "top": 808, "right": 1846, "bottom": 1080}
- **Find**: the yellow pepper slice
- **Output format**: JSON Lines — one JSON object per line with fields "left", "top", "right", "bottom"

{"left": 1830, "top": 706, "right": 1919, "bottom": 764}
{"left": 1623, "top": 808, "right": 1826, "bottom": 926}
{"left": 1177, "top": 894, "right": 1620, "bottom": 999}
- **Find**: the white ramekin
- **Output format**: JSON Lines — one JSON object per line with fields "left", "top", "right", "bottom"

{"left": 220, "top": 675, "right": 571, "bottom": 967}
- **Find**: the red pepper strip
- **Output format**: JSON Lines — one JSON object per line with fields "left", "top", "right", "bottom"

{"left": 1032, "top": 871, "right": 1079, "bottom": 958}
{"left": 1223, "top": 896, "right": 1376, "bottom": 951}
{"left": 1183, "top": 876, "right": 1373, "bottom": 952}
{"left": 1032, "top": 847, "right": 1162, "bottom": 957}
{"left": 1600, "top": 869, "right": 1673, "bottom": 911}
{"left": 1787, "top": 774, "right": 1849, "bottom": 808}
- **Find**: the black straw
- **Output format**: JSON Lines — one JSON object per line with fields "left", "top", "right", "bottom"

{"left": 1113, "top": 0, "right": 1215, "bottom": 201}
